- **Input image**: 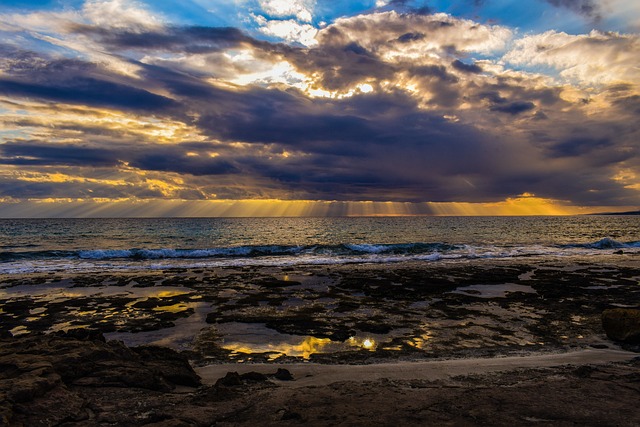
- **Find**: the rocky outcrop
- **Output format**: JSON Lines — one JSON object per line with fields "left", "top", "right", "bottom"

{"left": 602, "top": 308, "right": 640, "bottom": 343}
{"left": 0, "top": 331, "right": 202, "bottom": 426}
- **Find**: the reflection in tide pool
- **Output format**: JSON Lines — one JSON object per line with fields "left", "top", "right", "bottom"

{"left": 152, "top": 303, "right": 192, "bottom": 313}
{"left": 223, "top": 336, "right": 333, "bottom": 360}
{"left": 9, "top": 325, "right": 29, "bottom": 336}
{"left": 406, "top": 332, "right": 432, "bottom": 349}
{"left": 217, "top": 323, "right": 384, "bottom": 360}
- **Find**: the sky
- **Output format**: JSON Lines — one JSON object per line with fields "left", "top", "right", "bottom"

{"left": 0, "top": 0, "right": 639, "bottom": 217}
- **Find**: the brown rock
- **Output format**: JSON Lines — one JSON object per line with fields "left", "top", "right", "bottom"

{"left": 215, "top": 372, "right": 243, "bottom": 387}
{"left": 133, "top": 345, "right": 202, "bottom": 387}
{"left": 602, "top": 308, "right": 640, "bottom": 343}
{"left": 240, "top": 371, "right": 269, "bottom": 382}
{"left": 274, "top": 368, "right": 294, "bottom": 381}
{"left": 0, "top": 332, "right": 205, "bottom": 426}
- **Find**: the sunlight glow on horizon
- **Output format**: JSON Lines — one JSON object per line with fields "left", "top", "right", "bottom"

{"left": 0, "top": 196, "right": 632, "bottom": 218}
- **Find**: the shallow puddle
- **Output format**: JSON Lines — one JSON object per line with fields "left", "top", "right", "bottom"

{"left": 450, "top": 284, "right": 537, "bottom": 298}
{"left": 215, "top": 322, "right": 407, "bottom": 360}
{"left": 105, "top": 302, "right": 210, "bottom": 350}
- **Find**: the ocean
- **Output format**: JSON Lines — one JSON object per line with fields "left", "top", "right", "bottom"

{"left": 1, "top": 216, "right": 638, "bottom": 274}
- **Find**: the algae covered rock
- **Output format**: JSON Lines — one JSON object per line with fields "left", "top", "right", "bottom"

{"left": 602, "top": 308, "right": 640, "bottom": 343}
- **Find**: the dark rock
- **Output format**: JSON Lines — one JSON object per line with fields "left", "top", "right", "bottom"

{"left": 144, "top": 420, "right": 194, "bottom": 427}
{"left": 329, "top": 329, "right": 354, "bottom": 342}
{"left": 589, "top": 344, "right": 608, "bottom": 349}
{"left": 274, "top": 368, "right": 294, "bottom": 381}
{"left": 602, "top": 308, "right": 640, "bottom": 343}
{"left": 5, "top": 365, "right": 60, "bottom": 403}
{"left": 205, "top": 312, "right": 218, "bottom": 324}
{"left": 355, "top": 322, "right": 392, "bottom": 334}
{"left": 240, "top": 371, "right": 269, "bottom": 382}
{"left": 257, "top": 278, "right": 302, "bottom": 288}
{"left": 133, "top": 345, "right": 201, "bottom": 387}
{"left": 0, "top": 331, "right": 213, "bottom": 427}
{"left": 573, "top": 365, "right": 595, "bottom": 378}
{"left": 281, "top": 409, "right": 303, "bottom": 420}
{"left": 215, "top": 372, "right": 243, "bottom": 387}
{"left": 55, "top": 328, "right": 106, "bottom": 342}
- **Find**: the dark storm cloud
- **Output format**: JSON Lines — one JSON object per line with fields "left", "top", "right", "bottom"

{"left": 284, "top": 43, "right": 395, "bottom": 91}
{"left": 479, "top": 79, "right": 562, "bottom": 107}
{"left": 129, "top": 153, "right": 238, "bottom": 176}
{"left": 478, "top": 90, "right": 507, "bottom": 104}
{"left": 0, "top": 180, "right": 161, "bottom": 199}
{"left": 70, "top": 24, "right": 263, "bottom": 54}
{"left": 397, "top": 32, "right": 425, "bottom": 43}
{"left": 547, "top": 137, "right": 615, "bottom": 157}
{"left": 0, "top": 46, "right": 185, "bottom": 113}
{"left": 612, "top": 95, "right": 640, "bottom": 115}
{"left": 0, "top": 51, "right": 178, "bottom": 113}
{"left": 411, "top": 65, "right": 459, "bottom": 82}
{"left": 194, "top": 87, "right": 405, "bottom": 149}
{"left": 0, "top": 140, "right": 239, "bottom": 176}
{"left": 451, "top": 59, "right": 483, "bottom": 74}
{"left": 0, "top": 77, "right": 177, "bottom": 112}
{"left": 490, "top": 101, "right": 536, "bottom": 115}
{"left": 543, "top": 0, "right": 602, "bottom": 20}
{"left": 188, "top": 87, "right": 546, "bottom": 202}
{"left": 0, "top": 142, "right": 119, "bottom": 167}
{"left": 384, "top": 0, "right": 432, "bottom": 14}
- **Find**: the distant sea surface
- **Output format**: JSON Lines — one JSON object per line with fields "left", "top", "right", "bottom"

{"left": 0, "top": 216, "right": 638, "bottom": 274}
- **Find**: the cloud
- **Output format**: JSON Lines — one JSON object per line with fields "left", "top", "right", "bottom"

{"left": 542, "top": 0, "right": 602, "bottom": 21}
{"left": 547, "top": 136, "right": 613, "bottom": 157}
{"left": 255, "top": 17, "right": 318, "bottom": 46}
{"left": 503, "top": 30, "right": 640, "bottom": 86}
{"left": 72, "top": 25, "right": 256, "bottom": 53}
{"left": 0, "top": 76, "right": 178, "bottom": 113}
{"left": 0, "top": 5, "right": 637, "bottom": 209}
{"left": 490, "top": 101, "right": 536, "bottom": 115}
{"left": 258, "top": 0, "right": 315, "bottom": 22}
{"left": 317, "top": 11, "right": 513, "bottom": 57}
{"left": 0, "top": 142, "right": 119, "bottom": 167}
{"left": 82, "top": 0, "right": 164, "bottom": 31}
{"left": 451, "top": 59, "right": 483, "bottom": 74}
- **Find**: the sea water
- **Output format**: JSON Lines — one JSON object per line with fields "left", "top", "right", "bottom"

{"left": 0, "top": 216, "right": 638, "bottom": 274}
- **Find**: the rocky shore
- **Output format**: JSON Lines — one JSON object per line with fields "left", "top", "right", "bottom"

{"left": 1, "top": 257, "right": 639, "bottom": 425}
{"left": 1, "top": 330, "right": 639, "bottom": 426}
{"left": 2, "top": 257, "right": 640, "bottom": 364}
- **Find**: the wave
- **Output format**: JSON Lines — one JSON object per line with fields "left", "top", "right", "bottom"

{"left": 0, "top": 238, "right": 637, "bottom": 269}
{"left": 564, "top": 237, "right": 640, "bottom": 250}
{"left": 0, "top": 242, "right": 457, "bottom": 262}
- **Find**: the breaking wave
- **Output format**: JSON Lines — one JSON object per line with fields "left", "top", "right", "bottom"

{"left": 0, "top": 238, "right": 637, "bottom": 274}
{"left": 0, "top": 242, "right": 458, "bottom": 262}
{"left": 563, "top": 237, "right": 640, "bottom": 250}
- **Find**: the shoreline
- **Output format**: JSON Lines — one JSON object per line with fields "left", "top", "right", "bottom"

{"left": 1, "top": 251, "right": 639, "bottom": 276}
